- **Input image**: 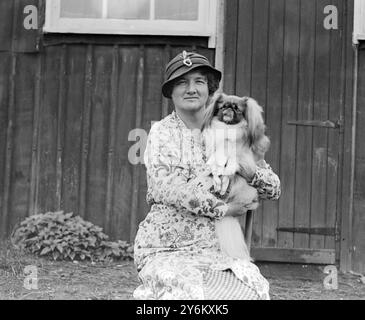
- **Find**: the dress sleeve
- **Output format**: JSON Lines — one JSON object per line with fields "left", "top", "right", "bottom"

{"left": 144, "top": 122, "right": 228, "bottom": 219}
{"left": 249, "top": 160, "right": 281, "bottom": 200}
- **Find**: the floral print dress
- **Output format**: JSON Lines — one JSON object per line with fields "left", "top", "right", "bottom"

{"left": 133, "top": 111, "right": 281, "bottom": 300}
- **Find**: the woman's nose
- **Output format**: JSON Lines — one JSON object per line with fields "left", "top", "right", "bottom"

{"left": 186, "top": 82, "right": 197, "bottom": 94}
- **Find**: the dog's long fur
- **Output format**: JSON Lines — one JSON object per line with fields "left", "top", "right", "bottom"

{"left": 202, "top": 93, "right": 270, "bottom": 261}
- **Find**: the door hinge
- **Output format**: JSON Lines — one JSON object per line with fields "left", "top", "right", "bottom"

{"left": 287, "top": 118, "right": 343, "bottom": 131}
{"left": 276, "top": 227, "right": 336, "bottom": 236}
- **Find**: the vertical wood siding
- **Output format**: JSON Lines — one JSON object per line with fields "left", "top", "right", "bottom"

{"left": 0, "top": 35, "right": 214, "bottom": 240}
{"left": 0, "top": 0, "right": 362, "bottom": 272}
{"left": 0, "top": 0, "right": 42, "bottom": 53}
{"left": 224, "top": 0, "right": 353, "bottom": 265}
{"left": 354, "top": 44, "right": 365, "bottom": 273}
{"left": 0, "top": 0, "right": 216, "bottom": 241}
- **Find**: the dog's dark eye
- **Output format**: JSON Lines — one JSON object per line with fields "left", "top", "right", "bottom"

{"left": 220, "top": 103, "right": 233, "bottom": 110}
{"left": 221, "top": 103, "right": 240, "bottom": 111}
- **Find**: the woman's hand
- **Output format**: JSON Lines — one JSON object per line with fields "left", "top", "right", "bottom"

{"left": 224, "top": 203, "right": 244, "bottom": 217}
{"left": 225, "top": 199, "right": 259, "bottom": 217}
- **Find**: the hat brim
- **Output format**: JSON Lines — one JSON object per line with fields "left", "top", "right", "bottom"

{"left": 162, "top": 64, "right": 222, "bottom": 98}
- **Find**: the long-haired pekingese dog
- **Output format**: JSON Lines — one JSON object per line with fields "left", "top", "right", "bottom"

{"left": 202, "top": 93, "right": 270, "bottom": 261}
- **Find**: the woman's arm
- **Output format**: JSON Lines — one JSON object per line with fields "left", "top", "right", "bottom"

{"left": 144, "top": 122, "right": 228, "bottom": 219}
{"left": 248, "top": 160, "right": 281, "bottom": 200}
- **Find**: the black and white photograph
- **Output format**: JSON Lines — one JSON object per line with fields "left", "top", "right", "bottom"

{"left": 0, "top": 0, "right": 365, "bottom": 303}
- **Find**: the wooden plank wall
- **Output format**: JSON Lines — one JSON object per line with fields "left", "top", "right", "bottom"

{"left": 224, "top": 0, "right": 353, "bottom": 263}
{"left": 353, "top": 43, "right": 365, "bottom": 273}
{"left": 0, "top": 0, "right": 215, "bottom": 241}
{"left": 0, "top": 0, "right": 362, "bottom": 272}
{"left": 0, "top": 0, "right": 42, "bottom": 53}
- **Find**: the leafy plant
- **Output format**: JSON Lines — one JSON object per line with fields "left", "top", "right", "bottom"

{"left": 11, "top": 211, "right": 134, "bottom": 262}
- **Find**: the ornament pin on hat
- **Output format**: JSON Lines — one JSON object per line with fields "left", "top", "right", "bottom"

{"left": 182, "top": 51, "right": 193, "bottom": 67}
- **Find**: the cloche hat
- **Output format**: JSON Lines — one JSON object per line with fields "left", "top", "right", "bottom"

{"left": 162, "top": 51, "right": 222, "bottom": 98}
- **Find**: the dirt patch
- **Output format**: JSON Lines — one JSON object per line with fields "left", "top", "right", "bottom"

{"left": 1, "top": 242, "right": 364, "bottom": 300}
{"left": 0, "top": 241, "right": 139, "bottom": 300}
{"left": 257, "top": 262, "right": 365, "bottom": 300}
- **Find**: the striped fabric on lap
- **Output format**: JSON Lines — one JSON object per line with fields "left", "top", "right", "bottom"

{"left": 202, "top": 268, "right": 260, "bottom": 300}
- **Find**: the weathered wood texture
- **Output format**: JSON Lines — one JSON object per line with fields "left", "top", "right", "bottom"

{"left": 224, "top": 0, "right": 353, "bottom": 265}
{"left": 0, "top": 0, "right": 42, "bottom": 53}
{"left": 353, "top": 44, "right": 365, "bottom": 273}
{"left": 251, "top": 247, "right": 336, "bottom": 265}
{"left": 0, "top": 43, "right": 214, "bottom": 241}
{"left": 0, "top": 1, "right": 215, "bottom": 240}
{"left": 0, "top": 0, "right": 214, "bottom": 240}
{"left": 0, "top": 0, "right": 361, "bottom": 272}
{"left": 339, "top": 0, "right": 355, "bottom": 273}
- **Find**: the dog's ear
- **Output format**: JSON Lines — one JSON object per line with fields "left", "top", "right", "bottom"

{"left": 245, "top": 98, "right": 268, "bottom": 152}
{"left": 202, "top": 92, "right": 224, "bottom": 130}
{"left": 237, "top": 96, "right": 249, "bottom": 112}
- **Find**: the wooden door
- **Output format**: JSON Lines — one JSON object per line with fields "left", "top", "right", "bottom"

{"left": 224, "top": 0, "right": 348, "bottom": 264}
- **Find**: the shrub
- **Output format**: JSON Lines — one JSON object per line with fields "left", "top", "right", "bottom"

{"left": 11, "top": 211, "right": 134, "bottom": 262}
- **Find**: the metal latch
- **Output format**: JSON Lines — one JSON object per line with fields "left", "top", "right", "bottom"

{"left": 276, "top": 227, "right": 336, "bottom": 236}
{"left": 287, "top": 118, "right": 343, "bottom": 132}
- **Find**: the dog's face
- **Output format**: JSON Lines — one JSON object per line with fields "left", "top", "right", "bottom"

{"left": 203, "top": 93, "right": 250, "bottom": 129}
{"left": 203, "top": 93, "right": 270, "bottom": 159}
{"left": 215, "top": 97, "right": 246, "bottom": 125}
{"left": 211, "top": 94, "right": 248, "bottom": 125}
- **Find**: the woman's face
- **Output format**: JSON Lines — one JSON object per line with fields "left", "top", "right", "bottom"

{"left": 171, "top": 71, "right": 209, "bottom": 113}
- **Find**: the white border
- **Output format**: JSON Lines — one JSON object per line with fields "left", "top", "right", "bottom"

{"left": 353, "top": 0, "right": 365, "bottom": 44}
{"left": 44, "top": 0, "right": 218, "bottom": 47}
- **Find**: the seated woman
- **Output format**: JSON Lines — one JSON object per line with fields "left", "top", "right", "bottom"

{"left": 133, "top": 51, "right": 281, "bottom": 300}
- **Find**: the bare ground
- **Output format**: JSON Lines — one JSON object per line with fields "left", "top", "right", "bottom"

{"left": 257, "top": 262, "right": 365, "bottom": 300}
{"left": 1, "top": 241, "right": 364, "bottom": 300}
